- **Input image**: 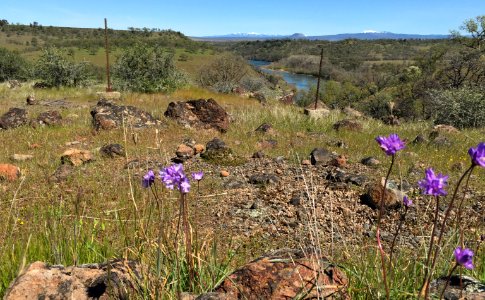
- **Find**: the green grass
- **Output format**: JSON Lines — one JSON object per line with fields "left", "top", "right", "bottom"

{"left": 0, "top": 83, "right": 483, "bottom": 298}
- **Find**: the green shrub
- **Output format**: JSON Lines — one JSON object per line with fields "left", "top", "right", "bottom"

{"left": 112, "top": 43, "right": 188, "bottom": 93}
{"left": 0, "top": 47, "right": 30, "bottom": 81}
{"left": 427, "top": 87, "right": 485, "bottom": 128}
{"left": 34, "top": 47, "right": 91, "bottom": 87}
{"left": 197, "top": 54, "right": 248, "bottom": 93}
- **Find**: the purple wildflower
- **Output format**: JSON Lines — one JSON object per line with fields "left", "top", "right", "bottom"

{"left": 403, "top": 196, "right": 412, "bottom": 207}
{"left": 159, "top": 163, "right": 191, "bottom": 193}
{"left": 142, "top": 170, "right": 155, "bottom": 188}
{"left": 192, "top": 171, "right": 204, "bottom": 181}
{"left": 468, "top": 142, "right": 485, "bottom": 168}
{"left": 418, "top": 168, "right": 448, "bottom": 196}
{"left": 454, "top": 247, "right": 474, "bottom": 270}
{"left": 375, "top": 133, "right": 406, "bottom": 156}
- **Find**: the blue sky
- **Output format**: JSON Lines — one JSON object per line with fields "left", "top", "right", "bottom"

{"left": 1, "top": 0, "right": 483, "bottom": 36}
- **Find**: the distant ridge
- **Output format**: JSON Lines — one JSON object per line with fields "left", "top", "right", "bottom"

{"left": 193, "top": 32, "right": 449, "bottom": 41}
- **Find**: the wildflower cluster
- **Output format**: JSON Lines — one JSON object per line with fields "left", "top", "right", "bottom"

{"left": 141, "top": 164, "right": 203, "bottom": 194}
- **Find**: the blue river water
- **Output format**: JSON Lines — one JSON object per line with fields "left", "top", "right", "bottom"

{"left": 248, "top": 60, "right": 319, "bottom": 91}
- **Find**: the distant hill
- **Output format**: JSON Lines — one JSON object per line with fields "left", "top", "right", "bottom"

{"left": 193, "top": 32, "right": 449, "bottom": 41}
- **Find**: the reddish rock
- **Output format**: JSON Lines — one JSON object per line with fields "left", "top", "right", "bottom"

{"left": 331, "top": 155, "right": 347, "bottom": 167}
{"left": 206, "top": 249, "right": 349, "bottom": 299}
{"left": 0, "top": 164, "right": 20, "bottom": 181}
{"left": 361, "top": 178, "right": 406, "bottom": 210}
{"left": 164, "top": 99, "right": 230, "bottom": 133}
{"left": 193, "top": 144, "right": 205, "bottom": 154}
{"left": 176, "top": 144, "right": 195, "bottom": 159}
{"left": 61, "top": 149, "right": 93, "bottom": 167}
{"left": 301, "top": 159, "right": 311, "bottom": 166}
{"left": 4, "top": 260, "right": 141, "bottom": 299}
{"left": 220, "top": 170, "right": 229, "bottom": 177}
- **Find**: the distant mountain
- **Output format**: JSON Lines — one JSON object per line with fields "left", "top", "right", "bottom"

{"left": 193, "top": 32, "right": 449, "bottom": 41}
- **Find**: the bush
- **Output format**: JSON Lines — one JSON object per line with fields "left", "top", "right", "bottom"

{"left": 34, "top": 47, "right": 91, "bottom": 87}
{"left": 0, "top": 47, "right": 29, "bottom": 81}
{"left": 198, "top": 54, "right": 248, "bottom": 93}
{"left": 427, "top": 87, "right": 485, "bottom": 128}
{"left": 112, "top": 43, "right": 188, "bottom": 93}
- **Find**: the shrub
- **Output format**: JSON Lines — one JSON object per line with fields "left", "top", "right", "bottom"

{"left": 112, "top": 43, "right": 188, "bottom": 93}
{"left": 427, "top": 87, "right": 485, "bottom": 128}
{"left": 34, "top": 47, "right": 91, "bottom": 87}
{"left": 0, "top": 47, "right": 29, "bottom": 81}
{"left": 197, "top": 54, "right": 248, "bottom": 93}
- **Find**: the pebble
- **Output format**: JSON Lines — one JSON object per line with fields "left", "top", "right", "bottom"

{"left": 220, "top": 170, "right": 229, "bottom": 177}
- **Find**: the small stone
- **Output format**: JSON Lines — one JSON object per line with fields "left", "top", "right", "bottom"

{"left": 26, "top": 95, "right": 36, "bottom": 105}
{"left": 250, "top": 201, "right": 259, "bottom": 209}
{"left": 249, "top": 174, "right": 279, "bottom": 185}
{"left": 193, "top": 144, "right": 205, "bottom": 154}
{"left": 412, "top": 134, "right": 428, "bottom": 145}
{"left": 274, "top": 156, "right": 285, "bottom": 164}
{"left": 220, "top": 170, "right": 229, "bottom": 177}
{"left": 252, "top": 151, "right": 265, "bottom": 159}
{"left": 275, "top": 168, "right": 283, "bottom": 175}
{"left": 301, "top": 159, "right": 311, "bottom": 166}
{"left": 11, "top": 154, "right": 34, "bottom": 162}
{"left": 361, "top": 156, "right": 380, "bottom": 167}
{"left": 255, "top": 123, "right": 275, "bottom": 135}
{"left": 61, "top": 149, "right": 93, "bottom": 167}
{"left": 0, "top": 164, "right": 20, "bottom": 181}
{"left": 330, "top": 155, "right": 347, "bottom": 167}
{"left": 289, "top": 195, "right": 301, "bottom": 206}
{"left": 310, "top": 148, "right": 334, "bottom": 166}
{"left": 176, "top": 144, "right": 195, "bottom": 159}
{"left": 100, "top": 144, "right": 125, "bottom": 158}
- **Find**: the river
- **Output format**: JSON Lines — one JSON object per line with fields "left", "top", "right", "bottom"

{"left": 248, "top": 60, "right": 319, "bottom": 91}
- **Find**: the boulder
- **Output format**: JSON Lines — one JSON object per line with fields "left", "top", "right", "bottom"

{"left": 0, "top": 164, "right": 21, "bottom": 181}
{"left": 199, "top": 248, "right": 348, "bottom": 299}
{"left": 91, "top": 100, "right": 159, "bottom": 130}
{"left": 4, "top": 260, "right": 141, "bottom": 300}
{"left": 360, "top": 178, "right": 406, "bottom": 210}
{"left": 61, "top": 149, "right": 93, "bottom": 167}
{"left": 164, "top": 99, "right": 230, "bottom": 133}
{"left": 0, "top": 108, "right": 28, "bottom": 129}
{"left": 430, "top": 275, "right": 485, "bottom": 300}
{"left": 36, "top": 110, "right": 63, "bottom": 126}
{"left": 201, "top": 138, "right": 246, "bottom": 166}
{"left": 310, "top": 148, "right": 335, "bottom": 166}
{"left": 333, "top": 119, "right": 363, "bottom": 131}
{"left": 100, "top": 144, "right": 125, "bottom": 158}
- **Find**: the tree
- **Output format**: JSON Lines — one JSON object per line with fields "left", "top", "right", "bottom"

{"left": 451, "top": 15, "right": 485, "bottom": 51}
{"left": 0, "top": 47, "right": 29, "bottom": 81}
{"left": 197, "top": 54, "right": 249, "bottom": 93}
{"left": 112, "top": 43, "right": 188, "bottom": 93}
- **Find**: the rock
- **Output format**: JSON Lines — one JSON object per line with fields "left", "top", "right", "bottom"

{"left": 61, "top": 149, "right": 93, "bottom": 167}
{"left": 100, "top": 144, "right": 125, "bottom": 158}
{"left": 220, "top": 170, "right": 230, "bottom": 177}
{"left": 310, "top": 148, "right": 335, "bottom": 166}
{"left": 26, "top": 94, "right": 36, "bottom": 105}
{"left": 429, "top": 275, "right": 485, "bottom": 300}
{"left": 254, "top": 123, "right": 275, "bottom": 134}
{"left": 361, "top": 156, "right": 380, "bottom": 167}
{"left": 306, "top": 101, "right": 329, "bottom": 110}
{"left": 385, "top": 115, "right": 400, "bottom": 126}
{"left": 36, "top": 110, "right": 63, "bottom": 126}
{"left": 413, "top": 134, "right": 428, "bottom": 145}
{"left": 289, "top": 194, "right": 301, "bottom": 206}
{"left": 249, "top": 174, "right": 279, "bottom": 185}
{"left": 193, "top": 144, "right": 205, "bottom": 154}
{"left": 223, "top": 178, "right": 246, "bottom": 189}
{"left": 252, "top": 151, "right": 265, "bottom": 159}
{"left": 0, "top": 108, "right": 28, "bottom": 129}
{"left": 256, "top": 139, "right": 277, "bottom": 149}
{"left": 325, "top": 169, "right": 369, "bottom": 187}
{"left": 361, "top": 178, "right": 406, "bottom": 210}
{"left": 304, "top": 108, "right": 330, "bottom": 120}
{"left": 164, "top": 99, "right": 230, "bottom": 133}
{"left": 91, "top": 100, "right": 159, "bottom": 130}
{"left": 278, "top": 93, "right": 294, "bottom": 105}
{"left": 11, "top": 154, "right": 33, "bottom": 162}
{"left": 176, "top": 144, "right": 195, "bottom": 159}
{"left": 301, "top": 159, "right": 311, "bottom": 166}
{"left": 202, "top": 138, "right": 246, "bottom": 166}
{"left": 7, "top": 80, "right": 21, "bottom": 89}
{"left": 33, "top": 82, "right": 50, "bottom": 89}
{"left": 330, "top": 155, "right": 347, "bottom": 167}
{"left": 431, "top": 135, "right": 452, "bottom": 147}
{"left": 51, "top": 164, "right": 74, "bottom": 182}
{"left": 4, "top": 260, "right": 141, "bottom": 300}
{"left": 433, "top": 124, "right": 459, "bottom": 134}
{"left": 40, "top": 99, "right": 80, "bottom": 109}
{"left": 274, "top": 156, "right": 285, "bottom": 164}
{"left": 343, "top": 106, "right": 363, "bottom": 118}
{"left": 96, "top": 91, "right": 121, "bottom": 101}
{"left": 0, "top": 164, "right": 21, "bottom": 181}
{"left": 205, "top": 248, "right": 348, "bottom": 299}
{"left": 333, "top": 119, "right": 363, "bottom": 131}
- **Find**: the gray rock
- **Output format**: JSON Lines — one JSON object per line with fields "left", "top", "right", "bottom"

{"left": 0, "top": 108, "right": 28, "bottom": 129}
{"left": 249, "top": 174, "right": 279, "bottom": 185}
{"left": 361, "top": 156, "right": 380, "bottom": 167}
{"left": 430, "top": 275, "right": 485, "bottom": 300}
{"left": 36, "top": 110, "right": 62, "bottom": 126}
{"left": 310, "top": 148, "right": 334, "bottom": 166}
{"left": 91, "top": 100, "right": 160, "bottom": 130}
{"left": 100, "top": 144, "right": 125, "bottom": 158}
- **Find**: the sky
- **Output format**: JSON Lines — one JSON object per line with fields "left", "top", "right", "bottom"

{"left": 1, "top": 0, "right": 484, "bottom": 36}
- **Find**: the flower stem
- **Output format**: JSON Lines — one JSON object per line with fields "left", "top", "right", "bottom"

{"left": 420, "top": 196, "right": 440, "bottom": 299}
{"left": 388, "top": 206, "right": 408, "bottom": 271}
{"left": 182, "top": 193, "right": 195, "bottom": 289}
{"left": 376, "top": 155, "right": 395, "bottom": 300}
{"left": 424, "top": 165, "right": 474, "bottom": 299}
{"left": 454, "top": 168, "right": 474, "bottom": 248}
{"left": 439, "top": 264, "right": 458, "bottom": 300}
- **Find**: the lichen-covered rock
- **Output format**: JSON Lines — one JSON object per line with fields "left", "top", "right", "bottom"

{"left": 0, "top": 108, "right": 28, "bottom": 129}
{"left": 197, "top": 248, "right": 348, "bottom": 299}
{"left": 100, "top": 144, "right": 125, "bottom": 158}
{"left": 61, "top": 149, "right": 93, "bottom": 166}
{"left": 4, "top": 260, "right": 141, "bottom": 300}
{"left": 91, "top": 100, "right": 159, "bottom": 130}
{"left": 36, "top": 110, "right": 63, "bottom": 126}
{"left": 201, "top": 138, "right": 246, "bottom": 166}
{"left": 164, "top": 99, "right": 229, "bottom": 132}
{"left": 360, "top": 178, "right": 406, "bottom": 210}
{"left": 333, "top": 119, "right": 363, "bottom": 131}
{"left": 430, "top": 275, "right": 485, "bottom": 300}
